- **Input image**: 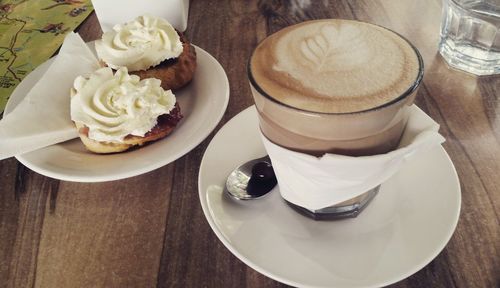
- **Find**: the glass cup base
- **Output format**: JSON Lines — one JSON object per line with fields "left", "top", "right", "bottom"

{"left": 439, "top": 41, "right": 500, "bottom": 76}
{"left": 285, "top": 186, "right": 380, "bottom": 220}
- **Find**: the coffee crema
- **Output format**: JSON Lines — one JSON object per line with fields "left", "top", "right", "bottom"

{"left": 250, "top": 19, "right": 420, "bottom": 113}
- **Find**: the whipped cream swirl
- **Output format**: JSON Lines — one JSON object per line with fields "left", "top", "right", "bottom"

{"left": 95, "top": 15, "right": 183, "bottom": 71}
{"left": 71, "top": 67, "right": 176, "bottom": 142}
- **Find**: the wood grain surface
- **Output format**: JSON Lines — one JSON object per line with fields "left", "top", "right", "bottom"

{"left": 1, "top": 1, "right": 499, "bottom": 287}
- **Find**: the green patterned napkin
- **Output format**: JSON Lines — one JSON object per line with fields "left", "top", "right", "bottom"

{"left": 0, "top": 0, "right": 93, "bottom": 114}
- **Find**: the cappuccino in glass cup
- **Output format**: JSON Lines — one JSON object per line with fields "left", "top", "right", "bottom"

{"left": 248, "top": 19, "right": 423, "bottom": 219}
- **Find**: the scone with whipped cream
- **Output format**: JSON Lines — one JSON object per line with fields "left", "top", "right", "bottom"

{"left": 71, "top": 67, "right": 182, "bottom": 153}
{"left": 95, "top": 14, "right": 196, "bottom": 91}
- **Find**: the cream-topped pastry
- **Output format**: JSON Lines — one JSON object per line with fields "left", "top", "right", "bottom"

{"left": 95, "top": 15, "right": 183, "bottom": 72}
{"left": 71, "top": 67, "right": 182, "bottom": 153}
{"left": 95, "top": 14, "right": 197, "bottom": 91}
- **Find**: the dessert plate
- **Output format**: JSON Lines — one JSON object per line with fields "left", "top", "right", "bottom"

{"left": 5, "top": 44, "right": 229, "bottom": 182}
{"left": 198, "top": 106, "right": 461, "bottom": 288}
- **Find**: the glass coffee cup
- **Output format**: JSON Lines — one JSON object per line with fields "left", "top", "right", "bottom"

{"left": 248, "top": 19, "right": 424, "bottom": 220}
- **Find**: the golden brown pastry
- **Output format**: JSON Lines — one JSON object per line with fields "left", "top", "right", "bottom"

{"left": 95, "top": 15, "right": 197, "bottom": 91}
{"left": 131, "top": 33, "right": 197, "bottom": 90}
{"left": 70, "top": 67, "right": 182, "bottom": 154}
{"left": 74, "top": 104, "right": 182, "bottom": 153}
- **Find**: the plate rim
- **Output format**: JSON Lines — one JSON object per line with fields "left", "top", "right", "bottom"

{"left": 198, "top": 105, "right": 461, "bottom": 288}
{"left": 6, "top": 44, "right": 229, "bottom": 182}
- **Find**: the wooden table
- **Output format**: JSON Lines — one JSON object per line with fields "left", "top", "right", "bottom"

{"left": 1, "top": 1, "right": 498, "bottom": 287}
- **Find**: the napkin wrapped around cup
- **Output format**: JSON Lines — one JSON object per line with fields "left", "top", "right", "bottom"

{"left": 91, "top": 0, "right": 189, "bottom": 32}
{"left": 0, "top": 32, "right": 100, "bottom": 161}
{"left": 261, "top": 105, "right": 446, "bottom": 211}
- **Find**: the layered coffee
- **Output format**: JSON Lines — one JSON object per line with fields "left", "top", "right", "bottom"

{"left": 249, "top": 19, "right": 423, "bottom": 156}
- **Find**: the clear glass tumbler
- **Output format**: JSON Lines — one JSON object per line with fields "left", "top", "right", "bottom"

{"left": 439, "top": 0, "right": 500, "bottom": 75}
{"left": 248, "top": 20, "right": 424, "bottom": 220}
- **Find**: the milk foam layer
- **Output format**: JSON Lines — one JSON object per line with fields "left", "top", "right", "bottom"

{"left": 250, "top": 20, "right": 420, "bottom": 113}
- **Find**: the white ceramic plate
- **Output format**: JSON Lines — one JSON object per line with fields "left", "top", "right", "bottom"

{"left": 198, "top": 106, "right": 461, "bottom": 288}
{"left": 5, "top": 44, "right": 229, "bottom": 182}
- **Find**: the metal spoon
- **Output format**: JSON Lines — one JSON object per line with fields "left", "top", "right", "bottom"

{"left": 226, "top": 155, "right": 277, "bottom": 200}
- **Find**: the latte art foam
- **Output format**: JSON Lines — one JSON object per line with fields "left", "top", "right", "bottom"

{"left": 250, "top": 20, "right": 420, "bottom": 113}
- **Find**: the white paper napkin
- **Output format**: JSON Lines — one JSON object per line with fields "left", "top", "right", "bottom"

{"left": 91, "top": 0, "right": 189, "bottom": 32}
{"left": 0, "top": 32, "right": 100, "bottom": 161}
{"left": 261, "top": 105, "right": 446, "bottom": 211}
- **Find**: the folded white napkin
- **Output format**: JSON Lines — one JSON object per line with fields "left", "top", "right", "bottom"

{"left": 261, "top": 105, "right": 446, "bottom": 211}
{"left": 91, "top": 0, "right": 189, "bottom": 32}
{"left": 0, "top": 32, "right": 99, "bottom": 161}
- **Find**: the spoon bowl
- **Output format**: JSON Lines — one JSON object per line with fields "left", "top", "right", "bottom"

{"left": 226, "top": 155, "right": 277, "bottom": 200}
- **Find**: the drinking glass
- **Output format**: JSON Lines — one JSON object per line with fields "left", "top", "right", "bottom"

{"left": 439, "top": 0, "right": 500, "bottom": 75}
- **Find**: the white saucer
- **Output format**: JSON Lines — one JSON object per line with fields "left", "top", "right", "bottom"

{"left": 198, "top": 106, "right": 461, "bottom": 288}
{"left": 4, "top": 44, "right": 229, "bottom": 182}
